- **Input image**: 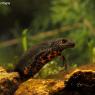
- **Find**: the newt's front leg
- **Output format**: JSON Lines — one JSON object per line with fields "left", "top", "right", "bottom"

{"left": 59, "top": 55, "right": 68, "bottom": 71}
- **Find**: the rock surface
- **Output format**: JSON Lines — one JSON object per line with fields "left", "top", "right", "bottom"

{"left": 0, "top": 64, "right": 95, "bottom": 95}
{"left": 14, "top": 64, "right": 95, "bottom": 95}
{"left": 0, "top": 66, "right": 20, "bottom": 95}
{"left": 14, "top": 79, "right": 64, "bottom": 95}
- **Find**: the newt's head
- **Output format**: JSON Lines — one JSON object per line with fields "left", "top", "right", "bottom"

{"left": 51, "top": 38, "right": 75, "bottom": 50}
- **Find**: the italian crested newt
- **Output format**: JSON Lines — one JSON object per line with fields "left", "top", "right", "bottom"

{"left": 14, "top": 38, "right": 75, "bottom": 80}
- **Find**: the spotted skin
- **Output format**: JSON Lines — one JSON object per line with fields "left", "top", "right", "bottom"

{"left": 14, "top": 38, "right": 75, "bottom": 80}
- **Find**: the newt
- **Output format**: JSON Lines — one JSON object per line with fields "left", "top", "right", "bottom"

{"left": 14, "top": 38, "right": 75, "bottom": 80}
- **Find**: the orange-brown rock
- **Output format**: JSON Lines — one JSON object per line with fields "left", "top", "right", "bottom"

{"left": 15, "top": 68, "right": 95, "bottom": 95}
{"left": 0, "top": 66, "right": 20, "bottom": 95}
{"left": 14, "top": 79, "right": 64, "bottom": 95}
{"left": 1, "top": 64, "right": 95, "bottom": 95}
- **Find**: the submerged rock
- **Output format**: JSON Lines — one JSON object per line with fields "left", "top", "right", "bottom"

{"left": 0, "top": 64, "right": 95, "bottom": 95}
{"left": 0, "top": 66, "right": 20, "bottom": 95}
{"left": 14, "top": 79, "right": 64, "bottom": 95}
{"left": 15, "top": 70, "right": 95, "bottom": 95}
{"left": 54, "top": 70, "right": 95, "bottom": 95}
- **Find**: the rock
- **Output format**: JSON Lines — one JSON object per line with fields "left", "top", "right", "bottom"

{"left": 64, "top": 70, "right": 95, "bottom": 95}
{"left": 0, "top": 66, "right": 20, "bottom": 95}
{"left": 0, "top": 66, "right": 7, "bottom": 73}
{"left": 54, "top": 70, "right": 95, "bottom": 95}
{"left": 14, "top": 79, "right": 64, "bottom": 95}
{"left": 15, "top": 70, "right": 95, "bottom": 95}
{"left": 1, "top": 64, "right": 95, "bottom": 95}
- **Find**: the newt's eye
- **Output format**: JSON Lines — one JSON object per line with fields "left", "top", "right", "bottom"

{"left": 62, "top": 39, "right": 67, "bottom": 43}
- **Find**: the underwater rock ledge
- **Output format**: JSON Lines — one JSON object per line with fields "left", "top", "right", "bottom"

{"left": 54, "top": 70, "right": 95, "bottom": 95}
{"left": 0, "top": 64, "right": 95, "bottom": 95}
{"left": 15, "top": 70, "right": 95, "bottom": 95}
{"left": 0, "top": 66, "right": 20, "bottom": 95}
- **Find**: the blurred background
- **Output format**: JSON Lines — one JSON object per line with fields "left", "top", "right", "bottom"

{"left": 0, "top": 0, "right": 95, "bottom": 78}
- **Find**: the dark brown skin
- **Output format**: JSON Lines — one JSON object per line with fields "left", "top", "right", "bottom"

{"left": 14, "top": 38, "right": 75, "bottom": 80}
